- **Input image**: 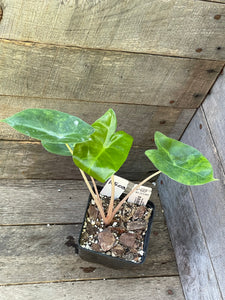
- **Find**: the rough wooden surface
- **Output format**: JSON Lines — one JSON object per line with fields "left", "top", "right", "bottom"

{"left": 0, "top": 222, "right": 178, "bottom": 284}
{"left": 0, "top": 178, "right": 184, "bottom": 299}
{"left": 202, "top": 71, "right": 225, "bottom": 170}
{"left": 0, "top": 180, "right": 164, "bottom": 224}
{"left": 0, "top": 277, "right": 184, "bottom": 300}
{"left": 1, "top": 0, "right": 225, "bottom": 60}
{"left": 0, "top": 41, "right": 223, "bottom": 107}
{"left": 0, "top": 141, "right": 155, "bottom": 180}
{"left": 158, "top": 70, "right": 225, "bottom": 299}
{"left": 0, "top": 96, "right": 196, "bottom": 145}
{"left": 180, "top": 109, "right": 225, "bottom": 298}
{"left": 158, "top": 175, "right": 223, "bottom": 300}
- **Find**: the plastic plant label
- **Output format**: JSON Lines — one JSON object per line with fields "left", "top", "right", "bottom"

{"left": 127, "top": 184, "right": 152, "bottom": 206}
{"left": 100, "top": 175, "right": 152, "bottom": 206}
{"left": 100, "top": 175, "right": 129, "bottom": 199}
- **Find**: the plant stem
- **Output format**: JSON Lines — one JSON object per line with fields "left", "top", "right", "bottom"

{"left": 108, "top": 170, "right": 161, "bottom": 224}
{"left": 91, "top": 176, "right": 102, "bottom": 206}
{"left": 79, "top": 169, "right": 107, "bottom": 223}
{"left": 65, "top": 143, "right": 74, "bottom": 155}
{"left": 65, "top": 143, "right": 107, "bottom": 223}
{"left": 65, "top": 143, "right": 160, "bottom": 226}
{"left": 105, "top": 175, "right": 115, "bottom": 225}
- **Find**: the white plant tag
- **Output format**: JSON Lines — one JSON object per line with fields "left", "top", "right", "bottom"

{"left": 100, "top": 175, "right": 152, "bottom": 206}
{"left": 127, "top": 184, "right": 152, "bottom": 206}
{"left": 100, "top": 175, "right": 129, "bottom": 199}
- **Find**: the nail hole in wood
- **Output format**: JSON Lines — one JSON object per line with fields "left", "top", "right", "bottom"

{"left": 193, "top": 93, "right": 202, "bottom": 99}
{"left": 207, "top": 69, "right": 216, "bottom": 74}
{"left": 0, "top": 6, "right": 3, "bottom": 22}
{"left": 214, "top": 15, "right": 221, "bottom": 20}
{"left": 167, "top": 289, "right": 174, "bottom": 295}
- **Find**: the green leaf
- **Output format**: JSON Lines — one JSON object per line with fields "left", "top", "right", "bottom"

{"left": 72, "top": 109, "right": 133, "bottom": 182}
{"left": 1, "top": 109, "right": 94, "bottom": 144}
{"left": 145, "top": 131, "right": 216, "bottom": 185}
{"left": 41, "top": 142, "right": 75, "bottom": 156}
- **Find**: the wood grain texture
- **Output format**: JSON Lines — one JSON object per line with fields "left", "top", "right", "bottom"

{"left": 202, "top": 71, "right": 225, "bottom": 170}
{"left": 0, "top": 222, "right": 178, "bottom": 284}
{"left": 0, "top": 180, "right": 164, "bottom": 225}
{"left": 0, "top": 41, "right": 222, "bottom": 108}
{"left": 0, "top": 96, "right": 196, "bottom": 146}
{"left": 0, "top": 141, "right": 156, "bottom": 180}
{"left": 157, "top": 175, "right": 223, "bottom": 300}
{"left": 180, "top": 108, "right": 225, "bottom": 298}
{"left": 158, "top": 84, "right": 225, "bottom": 299}
{"left": 0, "top": 277, "right": 185, "bottom": 300}
{"left": 1, "top": 0, "right": 225, "bottom": 60}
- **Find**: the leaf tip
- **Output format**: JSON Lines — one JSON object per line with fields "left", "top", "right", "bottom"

{"left": 213, "top": 177, "right": 219, "bottom": 182}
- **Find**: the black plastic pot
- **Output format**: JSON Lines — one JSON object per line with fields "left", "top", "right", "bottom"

{"left": 78, "top": 186, "right": 155, "bottom": 269}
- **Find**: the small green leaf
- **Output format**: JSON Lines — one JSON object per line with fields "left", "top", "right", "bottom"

{"left": 1, "top": 109, "right": 94, "bottom": 144}
{"left": 73, "top": 109, "right": 133, "bottom": 182}
{"left": 145, "top": 131, "right": 216, "bottom": 185}
{"left": 41, "top": 142, "right": 75, "bottom": 156}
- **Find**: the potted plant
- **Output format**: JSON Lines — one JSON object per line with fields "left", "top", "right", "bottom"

{"left": 1, "top": 108, "right": 216, "bottom": 268}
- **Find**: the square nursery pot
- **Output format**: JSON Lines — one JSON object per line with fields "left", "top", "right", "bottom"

{"left": 78, "top": 186, "right": 155, "bottom": 269}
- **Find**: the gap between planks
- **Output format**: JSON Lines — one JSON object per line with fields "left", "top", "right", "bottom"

{"left": 0, "top": 274, "right": 180, "bottom": 287}
{"left": 1, "top": 37, "right": 224, "bottom": 63}
{"left": 0, "top": 93, "right": 202, "bottom": 110}
{"left": 201, "top": 106, "right": 225, "bottom": 175}
{"left": 199, "top": 0, "right": 225, "bottom": 4}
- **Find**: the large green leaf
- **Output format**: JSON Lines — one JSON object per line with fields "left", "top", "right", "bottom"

{"left": 72, "top": 109, "right": 133, "bottom": 182}
{"left": 41, "top": 142, "right": 75, "bottom": 156}
{"left": 1, "top": 109, "right": 94, "bottom": 144}
{"left": 145, "top": 131, "right": 216, "bottom": 185}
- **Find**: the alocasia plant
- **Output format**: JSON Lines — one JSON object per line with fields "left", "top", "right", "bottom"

{"left": 1, "top": 108, "right": 216, "bottom": 225}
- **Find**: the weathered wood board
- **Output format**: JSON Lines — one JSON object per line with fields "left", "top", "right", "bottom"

{"left": 0, "top": 141, "right": 155, "bottom": 180}
{"left": 0, "top": 222, "right": 178, "bottom": 284}
{"left": 0, "top": 180, "right": 164, "bottom": 224}
{"left": 1, "top": 0, "right": 225, "bottom": 60}
{"left": 158, "top": 69, "right": 225, "bottom": 299}
{"left": 202, "top": 71, "right": 225, "bottom": 170}
{"left": 0, "top": 41, "right": 223, "bottom": 107}
{"left": 157, "top": 175, "right": 223, "bottom": 300}
{"left": 0, "top": 277, "right": 185, "bottom": 300}
{"left": 0, "top": 96, "right": 196, "bottom": 145}
{"left": 180, "top": 108, "right": 225, "bottom": 298}
{"left": 0, "top": 178, "right": 183, "bottom": 296}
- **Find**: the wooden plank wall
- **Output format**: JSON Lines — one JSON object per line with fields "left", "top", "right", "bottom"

{"left": 158, "top": 69, "right": 225, "bottom": 299}
{"left": 0, "top": 0, "right": 225, "bottom": 181}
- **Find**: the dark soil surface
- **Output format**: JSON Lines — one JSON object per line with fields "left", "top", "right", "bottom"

{"left": 79, "top": 196, "right": 153, "bottom": 263}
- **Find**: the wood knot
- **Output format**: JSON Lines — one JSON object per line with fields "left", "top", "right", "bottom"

{"left": 0, "top": 6, "right": 3, "bottom": 22}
